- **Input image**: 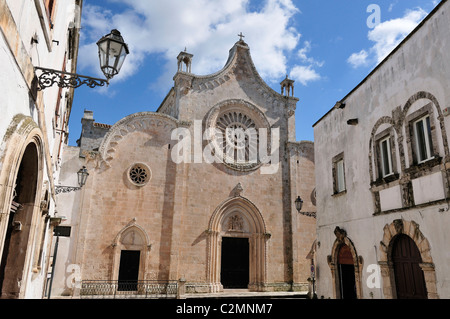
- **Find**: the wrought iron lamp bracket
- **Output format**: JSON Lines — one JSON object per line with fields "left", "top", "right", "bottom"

{"left": 299, "top": 211, "right": 317, "bottom": 218}
{"left": 35, "top": 67, "right": 109, "bottom": 90}
{"left": 55, "top": 186, "right": 81, "bottom": 194}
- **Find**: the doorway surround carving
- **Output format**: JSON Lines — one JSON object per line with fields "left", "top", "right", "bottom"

{"left": 206, "top": 196, "right": 269, "bottom": 292}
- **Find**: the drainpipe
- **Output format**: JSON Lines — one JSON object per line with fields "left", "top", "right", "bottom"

{"left": 47, "top": 235, "right": 59, "bottom": 299}
{"left": 47, "top": 216, "right": 64, "bottom": 298}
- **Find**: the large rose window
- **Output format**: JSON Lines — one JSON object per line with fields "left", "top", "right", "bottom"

{"left": 206, "top": 100, "right": 270, "bottom": 171}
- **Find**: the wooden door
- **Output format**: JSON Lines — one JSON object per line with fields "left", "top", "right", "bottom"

{"left": 392, "top": 234, "right": 427, "bottom": 299}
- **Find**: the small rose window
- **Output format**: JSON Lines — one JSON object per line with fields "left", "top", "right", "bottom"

{"left": 128, "top": 163, "right": 151, "bottom": 186}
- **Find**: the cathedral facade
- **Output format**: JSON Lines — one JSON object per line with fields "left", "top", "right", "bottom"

{"left": 53, "top": 39, "right": 316, "bottom": 296}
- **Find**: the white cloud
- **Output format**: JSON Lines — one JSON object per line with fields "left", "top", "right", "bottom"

{"left": 288, "top": 40, "right": 323, "bottom": 86}
{"left": 347, "top": 49, "right": 369, "bottom": 68}
{"left": 347, "top": 7, "right": 427, "bottom": 68}
{"left": 298, "top": 41, "right": 324, "bottom": 67}
{"left": 290, "top": 65, "right": 321, "bottom": 86}
{"left": 369, "top": 8, "right": 427, "bottom": 63}
{"left": 78, "top": 0, "right": 302, "bottom": 90}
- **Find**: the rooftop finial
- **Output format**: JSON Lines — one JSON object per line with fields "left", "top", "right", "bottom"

{"left": 238, "top": 32, "right": 245, "bottom": 42}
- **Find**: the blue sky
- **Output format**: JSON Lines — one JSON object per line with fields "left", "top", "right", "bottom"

{"left": 69, "top": 0, "right": 441, "bottom": 146}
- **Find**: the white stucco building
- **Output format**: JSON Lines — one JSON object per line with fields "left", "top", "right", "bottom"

{"left": 313, "top": 0, "right": 450, "bottom": 299}
{"left": 0, "top": 0, "right": 82, "bottom": 298}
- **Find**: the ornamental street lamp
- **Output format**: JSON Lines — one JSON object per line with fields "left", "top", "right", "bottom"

{"left": 295, "top": 196, "right": 303, "bottom": 212}
{"left": 97, "top": 29, "right": 129, "bottom": 80}
{"left": 35, "top": 29, "right": 129, "bottom": 90}
{"left": 77, "top": 166, "right": 89, "bottom": 188}
{"left": 295, "top": 195, "right": 316, "bottom": 218}
{"left": 55, "top": 166, "right": 89, "bottom": 194}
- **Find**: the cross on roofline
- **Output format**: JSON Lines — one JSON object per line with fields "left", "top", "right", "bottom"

{"left": 238, "top": 32, "right": 245, "bottom": 41}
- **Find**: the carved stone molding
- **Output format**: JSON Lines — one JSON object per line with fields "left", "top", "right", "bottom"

{"left": 207, "top": 196, "right": 267, "bottom": 292}
{"left": 227, "top": 214, "right": 244, "bottom": 231}
{"left": 378, "top": 219, "right": 438, "bottom": 299}
{"left": 204, "top": 99, "right": 271, "bottom": 172}
{"left": 334, "top": 226, "right": 347, "bottom": 243}
{"left": 328, "top": 227, "right": 363, "bottom": 299}
{"left": 98, "top": 112, "right": 187, "bottom": 169}
{"left": 230, "top": 183, "right": 244, "bottom": 197}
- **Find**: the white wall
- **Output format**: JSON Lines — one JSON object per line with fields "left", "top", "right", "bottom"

{"left": 313, "top": 0, "right": 450, "bottom": 299}
{"left": 0, "top": 0, "right": 82, "bottom": 298}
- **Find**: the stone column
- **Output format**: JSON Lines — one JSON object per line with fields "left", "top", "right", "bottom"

{"left": 419, "top": 263, "right": 439, "bottom": 299}
{"left": 378, "top": 261, "right": 396, "bottom": 299}
{"left": 177, "top": 278, "right": 186, "bottom": 299}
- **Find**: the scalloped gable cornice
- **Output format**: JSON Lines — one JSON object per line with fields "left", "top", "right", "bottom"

{"left": 174, "top": 40, "right": 299, "bottom": 101}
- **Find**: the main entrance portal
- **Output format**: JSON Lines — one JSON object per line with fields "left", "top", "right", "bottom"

{"left": 221, "top": 237, "right": 249, "bottom": 289}
{"left": 207, "top": 197, "right": 267, "bottom": 292}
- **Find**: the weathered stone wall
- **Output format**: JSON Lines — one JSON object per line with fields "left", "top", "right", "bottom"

{"left": 77, "top": 110, "right": 111, "bottom": 153}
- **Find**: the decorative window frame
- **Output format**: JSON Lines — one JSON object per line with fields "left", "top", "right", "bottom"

{"left": 370, "top": 92, "right": 450, "bottom": 215}
{"left": 127, "top": 163, "right": 151, "bottom": 187}
{"left": 405, "top": 103, "right": 439, "bottom": 168}
{"left": 332, "top": 152, "right": 346, "bottom": 195}
{"left": 374, "top": 127, "right": 399, "bottom": 183}
{"left": 204, "top": 99, "right": 271, "bottom": 172}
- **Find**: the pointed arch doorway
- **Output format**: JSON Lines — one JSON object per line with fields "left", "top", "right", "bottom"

{"left": 111, "top": 220, "right": 151, "bottom": 290}
{"left": 207, "top": 197, "right": 268, "bottom": 292}
{"left": 220, "top": 236, "right": 249, "bottom": 289}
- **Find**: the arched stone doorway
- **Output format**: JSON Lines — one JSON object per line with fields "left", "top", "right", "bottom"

{"left": 327, "top": 227, "right": 363, "bottom": 299}
{"left": 378, "top": 219, "right": 438, "bottom": 299}
{"left": 0, "top": 136, "right": 43, "bottom": 298}
{"left": 207, "top": 196, "right": 269, "bottom": 292}
{"left": 392, "top": 234, "right": 427, "bottom": 299}
{"left": 111, "top": 219, "right": 151, "bottom": 285}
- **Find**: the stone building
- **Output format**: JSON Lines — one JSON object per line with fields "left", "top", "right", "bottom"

{"left": 0, "top": 0, "right": 83, "bottom": 298}
{"left": 313, "top": 0, "right": 450, "bottom": 299}
{"left": 53, "top": 38, "right": 317, "bottom": 297}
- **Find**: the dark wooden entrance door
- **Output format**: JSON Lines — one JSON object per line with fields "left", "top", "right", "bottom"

{"left": 338, "top": 244, "right": 357, "bottom": 299}
{"left": 392, "top": 234, "right": 427, "bottom": 299}
{"left": 118, "top": 250, "right": 140, "bottom": 291}
{"left": 221, "top": 237, "right": 249, "bottom": 289}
